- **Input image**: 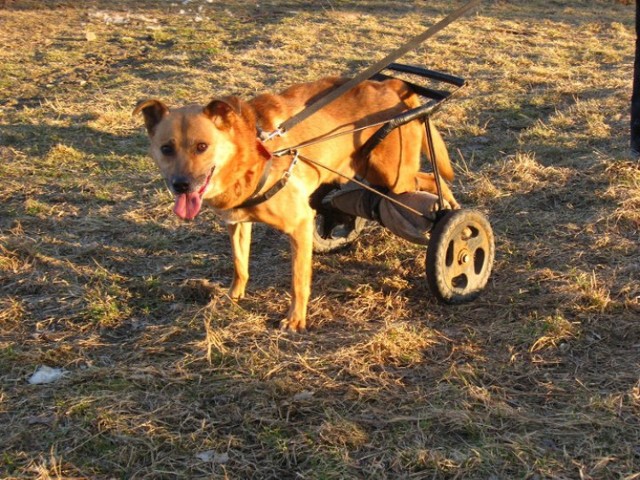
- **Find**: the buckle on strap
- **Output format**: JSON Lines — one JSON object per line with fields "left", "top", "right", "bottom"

{"left": 258, "top": 127, "right": 285, "bottom": 142}
{"left": 283, "top": 150, "right": 299, "bottom": 179}
{"left": 233, "top": 150, "right": 298, "bottom": 210}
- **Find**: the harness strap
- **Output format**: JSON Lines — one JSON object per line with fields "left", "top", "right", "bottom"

{"left": 234, "top": 174, "right": 286, "bottom": 209}
{"left": 234, "top": 151, "right": 299, "bottom": 209}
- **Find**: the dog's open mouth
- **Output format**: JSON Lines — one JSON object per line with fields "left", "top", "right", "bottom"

{"left": 173, "top": 167, "right": 214, "bottom": 221}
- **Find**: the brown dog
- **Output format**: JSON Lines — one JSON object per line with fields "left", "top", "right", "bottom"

{"left": 134, "top": 77, "right": 458, "bottom": 331}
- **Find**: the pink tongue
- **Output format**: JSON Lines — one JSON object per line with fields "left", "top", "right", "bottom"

{"left": 173, "top": 192, "right": 203, "bottom": 220}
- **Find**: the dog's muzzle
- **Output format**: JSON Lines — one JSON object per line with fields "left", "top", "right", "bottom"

{"left": 171, "top": 176, "right": 191, "bottom": 195}
{"left": 169, "top": 166, "right": 215, "bottom": 221}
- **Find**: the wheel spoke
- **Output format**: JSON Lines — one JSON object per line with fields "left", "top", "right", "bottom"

{"left": 465, "top": 234, "right": 486, "bottom": 252}
{"left": 450, "top": 259, "right": 470, "bottom": 279}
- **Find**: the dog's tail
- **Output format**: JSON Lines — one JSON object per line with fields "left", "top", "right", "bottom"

{"left": 391, "top": 80, "right": 455, "bottom": 182}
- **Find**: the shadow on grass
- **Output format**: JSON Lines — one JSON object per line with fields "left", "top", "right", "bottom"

{"left": 1, "top": 115, "right": 147, "bottom": 159}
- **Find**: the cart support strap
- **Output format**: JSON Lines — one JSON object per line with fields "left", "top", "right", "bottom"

{"left": 329, "top": 184, "right": 442, "bottom": 245}
{"left": 273, "top": 0, "right": 481, "bottom": 137}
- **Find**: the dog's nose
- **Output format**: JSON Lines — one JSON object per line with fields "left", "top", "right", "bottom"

{"left": 172, "top": 177, "right": 190, "bottom": 194}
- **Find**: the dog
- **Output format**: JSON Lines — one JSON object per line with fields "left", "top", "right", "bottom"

{"left": 134, "top": 76, "right": 458, "bottom": 331}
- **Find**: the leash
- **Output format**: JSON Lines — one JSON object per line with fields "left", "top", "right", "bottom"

{"left": 263, "top": 0, "right": 481, "bottom": 140}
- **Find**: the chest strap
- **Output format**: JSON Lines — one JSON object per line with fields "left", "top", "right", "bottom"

{"left": 234, "top": 150, "right": 299, "bottom": 209}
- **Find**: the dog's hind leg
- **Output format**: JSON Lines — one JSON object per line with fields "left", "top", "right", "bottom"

{"left": 415, "top": 172, "right": 460, "bottom": 209}
{"left": 416, "top": 120, "right": 460, "bottom": 208}
{"left": 227, "top": 222, "right": 252, "bottom": 300}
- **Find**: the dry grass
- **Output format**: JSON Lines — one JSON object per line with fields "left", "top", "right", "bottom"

{"left": 1, "top": 0, "right": 639, "bottom": 478}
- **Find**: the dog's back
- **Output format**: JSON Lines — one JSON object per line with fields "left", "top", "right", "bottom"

{"left": 252, "top": 77, "right": 454, "bottom": 193}
{"left": 251, "top": 77, "right": 348, "bottom": 133}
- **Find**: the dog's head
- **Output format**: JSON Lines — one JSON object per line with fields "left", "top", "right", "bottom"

{"left": 133, "top": 97, "right": 257, "bottom": 220}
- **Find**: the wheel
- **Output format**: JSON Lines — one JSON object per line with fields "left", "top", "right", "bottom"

{"left": 426, "top": 209, "right": 494, "bottom": 303}
{"left": 312, "top": 213, "right": 367, "bottom": 253}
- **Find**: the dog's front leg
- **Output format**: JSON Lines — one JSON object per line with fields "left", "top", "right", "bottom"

{"left": 280, "top": 214, "right": 314, "bottom": 333}
{"left": 227, "top": 222, "right": 252, "bottom": 300}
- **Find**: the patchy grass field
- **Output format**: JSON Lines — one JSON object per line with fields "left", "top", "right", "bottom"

{"left": 1, "top": 0, "right": 639, "bottom": 478}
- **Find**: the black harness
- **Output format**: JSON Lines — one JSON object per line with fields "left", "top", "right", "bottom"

{"left": 233, "top": 139, "right": 299, "bottom": 210}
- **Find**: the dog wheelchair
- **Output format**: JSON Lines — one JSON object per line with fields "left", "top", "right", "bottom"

{"left": 307, "top": 64, "right": 495, "bottom": 304}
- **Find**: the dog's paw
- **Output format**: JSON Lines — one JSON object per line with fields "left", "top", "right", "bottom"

{"left": 279, "top": 318, "right": 307, "bottom": 333}
{"left": 228, "top": 285, "right": 246, "bottom": 301}
{"left": 437, "top": 196, "right": 462, "bottom": 211}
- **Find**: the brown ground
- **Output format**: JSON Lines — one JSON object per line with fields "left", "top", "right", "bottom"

{"left": 0, "top": 1, "right": 638, "bottom": 478}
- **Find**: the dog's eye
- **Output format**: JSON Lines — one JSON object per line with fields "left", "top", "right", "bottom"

{"left": 160, "top": 144, "right": 175, "bottom": 156}
{"left": 196, "top": 143, "right": 208, "bottom": 153}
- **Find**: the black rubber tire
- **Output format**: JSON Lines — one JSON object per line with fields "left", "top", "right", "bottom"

{"left": 312, "top": 214, "right": 367, "bottom": 254}
{"left": 426, "top": 209, "right": 494, "bottom": 303}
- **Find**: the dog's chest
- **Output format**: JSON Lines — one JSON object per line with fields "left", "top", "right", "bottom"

{"left": 208, "top": 203, "right": 251, "bottom": 225}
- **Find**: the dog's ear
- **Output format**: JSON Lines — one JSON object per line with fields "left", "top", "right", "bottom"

{"left": 133, "top": 99, "right": 169, "bottom": 136}
{"left": 203, "top": 97, "right": 242, "bottom": 128}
